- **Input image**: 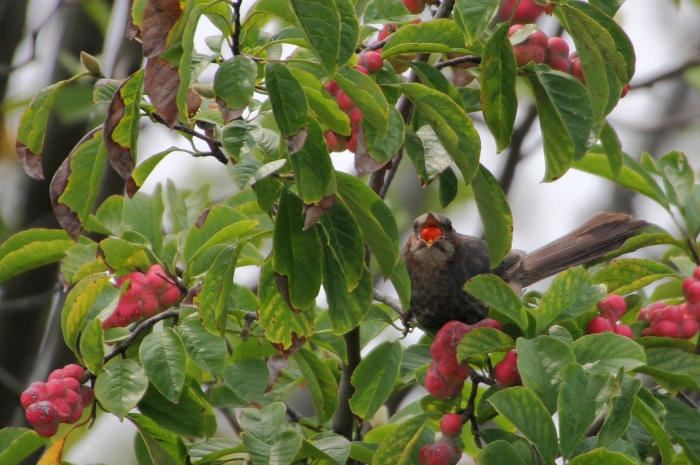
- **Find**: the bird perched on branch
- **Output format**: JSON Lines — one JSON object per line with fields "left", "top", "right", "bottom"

{"left": 401, "top": 212, "right": 648, "bottom": 333}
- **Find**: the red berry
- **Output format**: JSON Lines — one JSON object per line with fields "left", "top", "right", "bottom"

{"left": 620, "top": 83, "right": 630, "bottom": 98}
{"left": 53, "top": 399, "right": 72, "bottom": 423}
{"left": 403, "top": 0, "right": 425, "bottom": 14}
{"left": 377, "top": 24, "right": 396, "bottom": 42}
{"left": 354, "top": 65, "right": 369, "bottom": 75}
{"left": 81, "top": 386, "right": 95, "bottom": 406}
{"left": 570, "top": 53, "right": 585, "bottom": 84}
{"left": 159, "top": 286, "right": 182, "bottom": 309}
{"left": 67, "top": 405, "right": 84, "bottom": 424}
{"left": 358, "top": 51, "right": 384, "bottom": 74}
{"left": 347, "top": 131, "right": 358, "bottom": 153}
{"left": 62, "top": 364, "right": 85, "bottom": 381}
{"left": 498, "top": 0, "right": 544, "bottom": 24}
{"left": 425, "top": 367, "right": 447, "bottom": 397}
{"left": 597, "top": 295, "right": 627, "bottom": 321}
{"left": 426, "top": 442, "right": 456, "bottom": 465}
{"left": 649, "top": 320, "right": 680, "bottom": 338}
{"left": 694, "top": 266, "right": 700, "bottom": 281}
{"left": 21, "top": 382, "right": 48, "bottom": 409}
{"left": 348, "top": 107, "right": 363, "bottom": 128}
{"left": 26, "top": 401, "right": 58, "bottom": 426}
{"left": 48, "top": 369, "right": 65, "bottom": 381}
{"left": 512, "top": 30, "right": 548, "bottom": 66}
{"left": 494, "top": 350, "right": 520, "bottom": 388}
{"left": 324, "top": 81, "right": 339, "bottom": 95}
{"left": 34, "top": 423, "right": 59, "bottom": 438}
{"left": 546, "top": 37, "right": 569, "bottom": 58}
{"left": 685, "top": 280, "right": 700, "bottom": 304}
{"left": 64, "top": 389, "right": 80, "bottom": 407}
{"left": 46, "top": 379, "right": 68, "bottom": 399}
{"left": 418, "top": 445, "right": 432, "bottom": 465}
{"left": 324, "top": 131, "right": 347, "bottom": 153}
{"left": 680, "top": 317, "right": 699, "bottom": 339}
{"left": 613, "top": 323, "right": 633, "bottom": 338}
{"left": 439, "top": 413, "right": 463, "bottom": 437}
{"left": 436, "top": 356, "right": 459, "bottom": 378}
{"left": 587, "top": 316, "right": 614, "bottom": 334}
{"left": 336, "top": 90, "right": 354, "bottom": 112}
{"left": 471, "top": 318, "right": 502, "bottom": 331}
{"left": 420, "top": 226, "right": 443, "bottom": 243}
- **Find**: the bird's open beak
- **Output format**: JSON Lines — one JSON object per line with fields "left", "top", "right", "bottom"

{"left": 419, "top": 212, "right": 444, "bottom": 246}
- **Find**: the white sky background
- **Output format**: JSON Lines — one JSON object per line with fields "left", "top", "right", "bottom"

{"left": 4, "top": 0, "right": 700, "bottom": 462}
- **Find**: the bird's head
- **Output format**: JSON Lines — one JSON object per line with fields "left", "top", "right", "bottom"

{"left": 406, "top": 212, "right": 456, "bottom": 267}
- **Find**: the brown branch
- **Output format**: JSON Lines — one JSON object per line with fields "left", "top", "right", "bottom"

{"left": 631, "top": 56, "right": 700, "bottom": 89}
{"left": 498, "top": 104, "right": 538, "bottom": 196}
{"left": 150, "top": 112, "right": 228, "bottom": 164}
{"left": 231, "top": 0, "right": 243, "bottom": 55}
{"left": 102, "top": 309, "right": 180, "bottom": 364}
{"left": 435, "top": 55, "right": 481, "bottom": 70}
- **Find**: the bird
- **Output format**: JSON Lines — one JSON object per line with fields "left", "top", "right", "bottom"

{"left": 401, "top": 211, "right": 648, "bottom": 334}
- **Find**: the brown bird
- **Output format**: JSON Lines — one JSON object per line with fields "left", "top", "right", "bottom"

{"left": 401, "top": 211, "right": 648, "bottom": 333}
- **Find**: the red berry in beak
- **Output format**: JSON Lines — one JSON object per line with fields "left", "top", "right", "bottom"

{"left": 420, "top": 226, "right": 443, "bottom": 244}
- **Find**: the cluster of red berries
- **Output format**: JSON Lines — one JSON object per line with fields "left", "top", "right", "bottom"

{"left": 418, "top": 413, "right": 463, "bottom": 465}
{"left": 586, "top": 294, "right": 633, "bottom": 338}
{"left": 21, "top": 364, "right": 94, "bottom": 437}
{"left": 425, "top": 319, "right": 502, "bottom": 399}
{"left": 493, "top": 349, "right": 520, "bottom": 388}
{"left": 498, "top": 0, "right": 545, "bottom": 24}
{"left": 637, "top": 267, "right": 700, "bottom": 339}
{"left": 103, "top": 264, "right": 181, "bottom": 330}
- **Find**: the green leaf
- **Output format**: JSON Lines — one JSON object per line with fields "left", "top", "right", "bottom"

{"left": 16, "top": 76, "right": 81, "bottom": 180}
{"left": 574, "top": 149, "right": 668, "bottom": 207}
{"left": 129, "top": 148, "right": 181, "bottom": 195}
{"left": 632, "top": 396, "right": 676, "bottom": 465}
{"left": 289, "top": 0, "right": 342, "bottom": 74}
{"left": 635, "top": 347, "right": 700, "bottom": 392}
{"left": 567, "top": 448, "right": 639, "bottom": 465}
{"left": 291, "top": 68, "right": 351, "bottom": 136}
{"left": 571, "top": 332, "right": 647, "bottom": 374}
{"left": 95, "top": 359, "right": 149, "bottom": 419}
{"left": 122, "top": 187, "right": 165, "bottom": 255}
{"left": 363, "top": 0, "right": 411, "bottom": 22}
{"left": 480, "top": 22, "right": 517, "bottom": 152}
{"left": 187, "top": 438, "right": 244, "bottom": 464}
{"left": 598, "top": 375, "right": 642, "bottom": 448}
{"left": 80, "top": 317, "right": 104, "bottom": 374}
{"left": 517, "top": 336, "right": 576, "bottom": 413}
{"left": 294, "top": 348, "right": 339, "bottom": 425}
{"left": 138, "top": 384, "right": 213, "bottom": 438}
{"left": 335, "top": 0, "right": 360, "bottom": 67}
{"left": 214, "top": 55, "right": 258, "bottom": 118}
{"left": 397, "top": 83, "right": 480, "bottom": 184}
{"left": 362, "top": 105, "right": 405, "bottom": 164}
{"left": 336, "top": 66, "right": 390, "bottom": 136}
{"left": 472, "top": 164, "right": 513, "bottom": 268}
{"left": 335, "top": 172, "right": 400, "bottom": 278}
{"left": 404, "top": 127, "right": 453, "bottom": 186}
{"left": 272, "top": 189, "right": 323, "bottom": 309}
{"left": 457, "top": 328, "right": 515, "bottom": 360}
{"left": 240, "top": 403, "right": 302, "bottom": 465}
{"left": 104, "top": 69, "right": 144, "bottom": 182}
{"left": 657, "top": 396, "right": 700, "bottom": 464}
{"left": 224, "top": 358, "right": 271, "bottom": 403}
{"left": 50, "top": 127, "right": 107, "bottom": 239}
{"left": 372, "top": 414, "right": 431, "bottom": 465}
{"left": 200, "top": 242, "right": 247, "bottom": 335}
{"left": 0, "top": 428, "right": 50, "bottom": 465}
{"left": 98, "top": 237, "right": 151, "bottom": 270}
{"left": 139, "top": 328, "right": 187, "bottom": 402}
{"left": 407, "top": 62, "right": 463, "bottom": 109}
{"left": 258, "top": 257, "right": 315, "bottom": 349}
{"left": 176, "top": 317, "right": 227, "bottom": 378}
{"left": 128, "top": 413, "right": 188, "bottom": 465}
{"left": 599, "top": 122, "right": 623, "bottom": 178}
{"left": 0, "top": 228, "right": 73, "bottom": 282}
{"left": 382, "top": 19, "right": 469, "bottom": 57}
{"left": 439, "top": 167, "right": 458, "bottom": 208}
{"left": 287, "top": 118, "right": 335, "bottom": 203}
{"left": 61, "top": 274, "right": 114, "bottom": 353}
{"left": 221, "top": 120, "right": 259, "bottom": 161}
{"left": 464, "top": 274, "right": 527, "bottom": 333}
{"left": 265, "top": 62, "right": 309, "bottom": 138}
{"left": 476, "top": 440, "right": 527, "bottom": 465}
{"left": 657, "top": 151, "right": 694, "bottom": 208}
{"left": 61, "top": 237, "right": 108, "bottom": 285}
{"left": 593, "top": 258, "right": 676, "bottom": 295}
{"left": 683, "top": 186, "right": 700, "bottom": 239}
{"left": 319, "top": 200, "right": 365, "bottom": 291}
{"left": 488, "top": 387, "right": 559, "bottom": 464}
{"left": 350, "top": 340, "right": 402, "bottom": 421}
{"left": 323, "top": 250, "right": 373, "bottom": 335}
{"left": 557, "top": 363, "right": 615, "bottom": 460}
{"left": 454, "top": 0, "right": 500, "bottom": 45}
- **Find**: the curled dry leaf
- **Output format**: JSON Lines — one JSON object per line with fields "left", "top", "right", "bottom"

{"left": 303, "top": 195, "right": 336, "bottom": 230}
{"left": 141, "top": 0, "right": 183, "bottom": 58}
{"left": 145, "top": 57, "right": 180, "bottom": 127}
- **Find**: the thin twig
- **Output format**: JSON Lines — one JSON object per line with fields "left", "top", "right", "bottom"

{"left": 631, "top": 56, "right": 700, "bottom": 89}
{"left": 103, "top": 309, "right": 180, "bottom": 364}
{"left": 150, "top": 112, "right": 228, "bottom": 164}
{"left": 373, "top": 290, "right": 402, "bottom": 315}
{"left": 498, "top": 104, "right": 538, "bottom": 196}
{"left": 231, "top": 0, "right": 243, "bottom": 55}
{"left": 435, "top": 55, "right": 481, "bottom": 70}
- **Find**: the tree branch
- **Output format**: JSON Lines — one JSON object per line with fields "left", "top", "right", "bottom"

{"left": 231, "top": 0, "right": 243, "bottom": 56}
{"left": 498, "top": 104, "right": 538, "bottom": 196}
{"left": 103, "top": 309, "right": 180, "bottom": 365}
{"left": 150, "top": 112, "right": 228, "bottom": 164}
{"left": 631, "top": 56, "right": 700, "bottom": 89}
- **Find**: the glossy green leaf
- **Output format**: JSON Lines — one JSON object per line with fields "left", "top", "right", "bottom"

{"left": 598, "top": 375, "right": 642, "bottom": 448}
{"left": 323, "top": 249, "right": 373, "bottom": 335}
{"left": 186, "top": 438, "right": 244, "bottom": 464}
{"left": 571, "top": 332, "right": 647, "bottom": 374}
{"left": 0, "top": 428, "right": 50, "bottom": 465}
{"left": 221, "top": 120, "right": 259, "bottom": 161}
{"left": 362, "top": 105, "right": 405, "bottom": 163}
{"left": 50, "top": 127, "right": 107, "bottom": 239}
{"left": 404, "top": 127, "right": 453, "bottom": 186}
{"left": 335, "top": 172, "right": 400, "bottom": 278}
{"left": 574, "top": 149, "right": 668, "bottom": 207}
{"left": 138, "top": 384, "right": 213, "bottom": 438}
{"left": 683, "top": 186, "right": 700, "bottom": 239}
{"left": 93, "top": 78, "right": 121, "bottom": 103}
{"left": 128, "top": 413, "right": 188, "bottom": 465}
{"left": 61, "top": 274, "right": 113, "bottom": 352}
{"left": 290, "top": 0, "right": 342, "bottom": 74}
{"left": 61, "top": 237, "right": 107, "bottom": 285}
{"left": 16, "top": 76, "right": 82, "bottom": 180}
{"left": 139, "top": 328, "right": 187, "bottom": 402}
{"left": 98, "top": 237, "right": 151, "bottom": 270}
{"left": 335, "top": 66, "right": 389, "bottom": 136}
{"left": 177, "top": 317, "right": 227, "bottom": 378}
{"left": 372, "top": 414, "right": 431, "bottom": 465}
{"left": 636, "top": 347, "right": 700, "bottom": 392}
{"left": 464, "top": 274, "right": 527, "bottom": 333}
{"left": 382, "top": 19, "right": 468, "bottom": 57}
{"left": 230, "top": 157, "right": 286, "bottom": 191}
{"left": 457, "top": 328, "right": 515, "bottom": 360}
{"left": 517, "top": 336, "right": 576, "bottom": 413}
{"left": 488, "top": 387, "right": 559, "bottom": 464}
{"left": 657, "top": 395, "right": 700, "bottom": 464}
{"left": 200, "top": 242, "right": 246, "bottom": 335}
{"left": 632, "top": 396, "right": 675, "bottom": 465}
{"left": 294, "top": 348, "right": 339, "bottom": 425}
{"left": 481, "top": 22, "right": 517, "bottom": 152}
{"left": 350, "top": 340, "right": 402, "bottom": 420}
{"left": 397, "top": 83, "right": 480, "bottom": 184}
{"left": 224, "top": 358, "right": 271, "bottom": 403}
{"left": 291, "top": 68, "right": 351, "bottom": 136}
{"left": 567, "top": 448, "right": 639, "bottom": 465}
{"left": 319, "top": 199, "right": 365, "bottom": 291}
{"left": 265, "top": 62, "right": 309, "bottom": 137}
{"left": 0, "top": 228, "right": 73, "bottom": 282}
{"left": 258, "top": 257, "right": 315, "bottom": 349}
{"left": 454, "top": 0, "right": 500, "bottom": 45}
{"left": 558, "top": 363, "right": 615, "bottom": 459}
{"left": 80, "top": 316, "right": 104, "bottom": 374}
{"left": 363, "top": 0, "right": 410, "bottom": 22}
{"left": 657, "top": 151, "right": 694, "bottom": 208}
{"left": 129, "top": 147, "right": 180, "bottom": 195}
{"left": 214, "top": 55, "right": 258, "bottom": 118}
{"left": 593, "top": 258, "right": 676, "bottom": 295}
{"left": 95, "top": 359, "right": 149, "bottom": 419}
{"left": 104, "top": 69, "right": 144, "bottom": 182}
{"left": 288, "top": 118, "right": 335, "bottom": 203}
{"left": 476, "top": 440, "right": 526, "bottom": 465}
{"left": 536, "top": 267, "right": 607, "bottom": 334}
{"left": 407, "top": 62, "right": 463, "bottom": 109}
{"left": 439, "top": 167, "right": 458, "bottom": 208}
{"left": 272, "top": 189, "right": 323, "bottom": 309}
{"left": 472, "top": 164, "right": 513, "bottom": 268}
{"left": 599, "top": 122, "right": 623, "bottom": 178}
{"left": 335, "top": 0, "right": 360, "bottom": 67}
{"left": 122, "top": 187, "right": 165, "bottom": 255}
